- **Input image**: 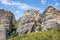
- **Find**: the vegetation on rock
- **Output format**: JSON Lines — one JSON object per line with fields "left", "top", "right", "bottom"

{"left": 7, "top": 21, "right": 18, "bottom": 40}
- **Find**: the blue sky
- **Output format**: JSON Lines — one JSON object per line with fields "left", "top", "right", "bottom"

{"left": 0, "top": 0, "right": 60, "bottom": 20}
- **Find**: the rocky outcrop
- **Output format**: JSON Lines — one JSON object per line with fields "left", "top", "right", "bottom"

{"left": 17, "top": 6, "right": 60, "bottom": 34}
{"left": 41, "top": 6, "right": 60, "bottom": 30}
{"left": 17, "top": 9, "right": 41, "bottom": 35}
{"left": 0, "top": 9, "right": 15, "bottom": 40}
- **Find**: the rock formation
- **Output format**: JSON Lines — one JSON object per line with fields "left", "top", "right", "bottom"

{"left": 0, "top": 9, "right": 15, "bottom": 40}
{"left": 17, "top": 6, "right": 60, "bottom": 35}
{"left": 17, "top": 6, "right": 60, "bottom": 34}
{"left": 0, "top": 6, "right": 60, "bottom": 39}
{"left": 41, "top": 6, "right": 60, "bottom": 30}
{"left": 17, "top": 9, "right": 41, "bottom": 35}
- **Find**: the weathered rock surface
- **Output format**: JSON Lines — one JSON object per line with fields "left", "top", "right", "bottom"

{"left": 17, "top": 9, "right": 41, "bottom": 35}
{"left": 41, "top": 6, "right": 60, "bottom": 30}
{"left": 0, "top": 6, "right": 58, "bottom": 38}
{"left": 41, "top": 19, "right": 60, "bottom": 30}
{"left": 0, "top": 9, "right": 15, "bottom": 40}
{"left": 17, "top": 6, "right": 60, "bottom": 34}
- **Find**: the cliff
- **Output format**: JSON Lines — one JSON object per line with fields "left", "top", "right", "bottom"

{"left": 41, "top": 6, "right": 60, "bottom": 30}
{"left": 17, "top": 9, "right": 41, "bottom": 35}
{"left": 0, "top": 9, "right": 15, "bottom": 40}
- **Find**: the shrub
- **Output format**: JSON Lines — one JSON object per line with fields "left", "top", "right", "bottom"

{"left": 8, "top": 28, "right": 60, "bottom": 40}
{"left": 7, "top": 21, "right": 18, "bottom": 40}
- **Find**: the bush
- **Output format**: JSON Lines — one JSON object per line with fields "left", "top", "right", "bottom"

{"left": 7, "top": 21, "right": 18, "bottom": 40}
{"left": 8, "top": 28, "right": 60, "bottom": 40}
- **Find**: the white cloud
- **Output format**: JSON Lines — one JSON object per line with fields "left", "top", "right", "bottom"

{"left": 55, "top": 3, "right": 59, "bottom": 6}
{"left": 0, "top": 0, "right": 11, "bottom": 5}
{"left": 18, "top": 4, "right": 31, "bottom": 9}
{"left": 48, "top": 2, "right": 60, "bottom": 8}
{"left": 41, "top": 0, "right": 46, "bottom": 4}
{"left": 15, "top": 11, "right": 20, "bottom": 14}
{"left": 0, "top": 0, "right": 21, "bottom": 5}
{"left": 0, "top": 0, "right": 40, "bottom": 10}
{"left": 51, "top": 2, "right": 60, "bottom": 8}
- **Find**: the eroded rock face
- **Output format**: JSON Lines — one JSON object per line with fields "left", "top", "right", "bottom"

{"left": 41, "top": 6, "right": 60, "bottom": 30}
{"left": 0, "top": 9, "right": 15, "bottom": 40}
{"left": 41, "top": 19, "right": 60, "bottom": 30}
{"left": 17, "top": 6, "right": 60, "bottom": 34}
{"left": 17, "top": 9, "right": 41, "bottom": 35}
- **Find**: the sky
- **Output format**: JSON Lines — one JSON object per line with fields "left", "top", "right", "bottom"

{"left": 0, "top": 0, "right": 60, "bottom": 20}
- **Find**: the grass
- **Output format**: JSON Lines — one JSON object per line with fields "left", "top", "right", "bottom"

{"left": 8, "top": 28, "right": 60, "bottom": 40}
